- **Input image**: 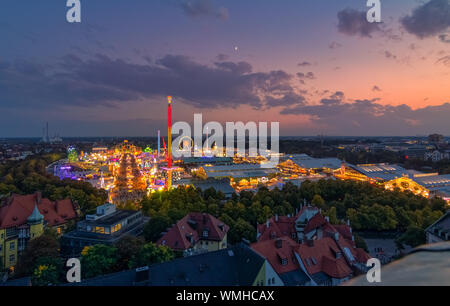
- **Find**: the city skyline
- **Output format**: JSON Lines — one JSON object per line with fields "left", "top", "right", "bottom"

{"left": 0, "top": 0, "right": 449, "bottom": 137}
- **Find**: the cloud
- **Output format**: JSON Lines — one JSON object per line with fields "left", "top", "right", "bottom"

{"left": 265, "top": 92, "right": 307, "bottom": 108}
{"left": 337, "top": 8, "right": 382, "bottom": 38}
{"left": 329, "top": 41, "right": 342, "bottom": 49}
{"left": 384, "top": 50, "right": 397, "bottom": 60}
{"left": 0, "top": 54, "right": 297, "bottom": 110}
{"left": 400, "top": 0, "right": 450, "bottom": 39}
{"left": 181, "top": 0, "right": 229, "bottom": 20}
{"left": 297, "top": 72, "right": 316, "bottom": 84}
{"left": 280, "top": 92, "right": 450, "bottom": 135}
{"left": 216, "top": 53, "right": 229, "bottom": 61}
{"left": 372, "top": 85, "right": 382, "bottom": 92}
{"left": 297, "top": 61, "right": 312, "bottom": 67}
{"left": 436, "top": 55, "right": 450, "bottom": 66}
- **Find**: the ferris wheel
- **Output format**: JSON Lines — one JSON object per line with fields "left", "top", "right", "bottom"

{"left": 178, "top": 136, "right": 194, "bottom": 151}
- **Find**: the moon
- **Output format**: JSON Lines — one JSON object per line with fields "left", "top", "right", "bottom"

{"left": 233, "top": 46, "right": 239, "bottom": 52}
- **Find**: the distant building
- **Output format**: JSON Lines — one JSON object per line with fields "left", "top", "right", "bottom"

{"left": 251, "top": 206, "right": 370, "bottom": 286}
{"left": 426, "top": 211, "right": 450, "bottom": 244}
{"left": 425, "top": 150, "right": 449, "bottom": 162}
{"left": 384, "top": 173, "right": 450, "bottom": 202}
{"left": 428, "top": 134, "right": 444, "bottom": 144}
{"left": 66, "top": 243, "right": 282, "bottom": 286}
{"left": 157, "top": 213, "right": 229, "bottom": 257}
{"left": 61, "top": 203, "right": 148, "bottom": 257}
{"left": 0, "top": 192, "right": 79, "bottom": 270}
{"left": 405, "top": 145, "right": 428, "bottom": 159}
{"left": 177, "top": 178, "right": 236, "bottom": 199}
{"left": 343, "top": 163, "right": 419, "bottom": 183}
{"left": 182, "top": 156, "right": 233, "bottom": 167}
{"left": 201, "top": 164, "right": 277, "bottom": 180}
{"left": 282, "top": 154, "right": 342, "bottom": 173}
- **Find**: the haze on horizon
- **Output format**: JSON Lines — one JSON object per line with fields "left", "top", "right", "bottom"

{"left": 0, "top": 0, "right": 449, "bottom": 137}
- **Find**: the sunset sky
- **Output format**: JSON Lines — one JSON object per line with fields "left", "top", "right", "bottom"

{"left": 0, "top": 0, "right": 449, "bottom": 137}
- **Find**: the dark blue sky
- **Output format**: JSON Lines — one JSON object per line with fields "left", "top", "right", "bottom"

{"left": 0, "top": 0, "right": 449, "bottom": 137}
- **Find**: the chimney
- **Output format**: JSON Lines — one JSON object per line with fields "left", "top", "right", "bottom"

{"left": 347, "top": 219, "right": 350, "bottom": 226}
{"left": 275, "top": 238, "right": 283, "bottom": 249}
{"left": 275, "top": 214, "right": 279, "bottom": 222}
{"left": 325, "top": 216, "right": 330, "bottom": 222}
{"left": 266, "top": 220, "right": 270, "bottom": 228}
{"left": 35, "top": 191, "right": 42, "bottom": 204}
{"left": 295, "top": 208, "right": 298, "bottom": 215}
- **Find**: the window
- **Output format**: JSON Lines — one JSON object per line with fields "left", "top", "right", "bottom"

{"left": 57, "top": 227, "right": 62, "bottom": 234}
{"left": 272, "top": 277, "right": 275, "bottom": 284}
{"left": 281, "top": 258, "right": 288, "bottom": 266}
{"left": 202, "top": 230, "right": 209, "bottom": 238}
{"left": 9, "top": 255, "right": 15, "bottom": 263}
{"left": 9, "top": 242, "right": 15, "bottom": 250}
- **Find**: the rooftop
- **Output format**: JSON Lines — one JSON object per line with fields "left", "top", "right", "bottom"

{"left": 68, "top": 243, "right": 265, "bottom": 286}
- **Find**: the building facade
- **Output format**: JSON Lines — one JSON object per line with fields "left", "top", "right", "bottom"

{"left": 0, "top": 192, "right": 78, "bottom": 270}
{"left": 157, "top": 212, "right": 229, "bottom": 256}
{"left": 61, "top": 203, "right": 148, "bottom": 257}
{"left": 252, "top": 206, "right": 370, "bottom": 286}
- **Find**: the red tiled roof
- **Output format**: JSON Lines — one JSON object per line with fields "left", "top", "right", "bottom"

{"left": 157, "top": 213, "right": 229, "bottom": 251}
{"left": 253, "top": 209, "right": 372, "bottom": 280}
{"left": 257, "top": 216, "right": 297, "bottom": 241}
{"left": 333, "top": 224, "right": 353, "bottom": 241}
{"left": 304, "top": 213, "right": 327, "bottom": 233}
{"left": 296, "top": 237, "right": 352, "bottom": 278}
{"left": 251, "top": 237, "right": 300, "bottom": 275}
{"left": 257, "top": 206, "right": 320, "bottom": 242}
{"left": 0, "top": 192, "right": 78, "bottom": 229}
{"left": 354, "top": 247, "right": 371, "bottom": 263}
{"left": 321, "top": 255, "right": 352, "bottom": 278}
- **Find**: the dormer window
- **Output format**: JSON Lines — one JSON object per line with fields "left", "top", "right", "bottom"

{"left": 281, "top": 258, "right": 288, "bottom": 266}
{"left": 203, "top": 229, "right": 209, "bottom": 238}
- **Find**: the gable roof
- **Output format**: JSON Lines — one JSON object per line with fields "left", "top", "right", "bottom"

{"left": 0, "top": 192, "right": 78, "bottom": 229}
{"left": 157, "top": 212, "right": 229, "bottom": 251}
{"left": 257, "top": 206, "right": 320, "bottom": 241}
{"left": 251, "top": 237, "right": 300, "bottom": 275}
{"left": 296, "top": 237, "right": 352, "bottom": 278}
{"left": 253, "top": 210, "right": 371, "bottom": 282}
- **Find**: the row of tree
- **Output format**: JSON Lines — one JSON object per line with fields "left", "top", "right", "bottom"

{"left": 140, "top": 179, "right": 447, "bottom": 248}
{"left": 0, "top": 154, "right": 108, "bottom": 214}
{"left": 15, "top": 230, "right": 174, "bottom": 285}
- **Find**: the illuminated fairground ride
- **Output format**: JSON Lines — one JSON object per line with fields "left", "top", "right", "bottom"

{"left": 110, "top": 152, "right": 147, "bottom": 205}
{"left": 178, "top": 136, "right": 194, "bottom": 152}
